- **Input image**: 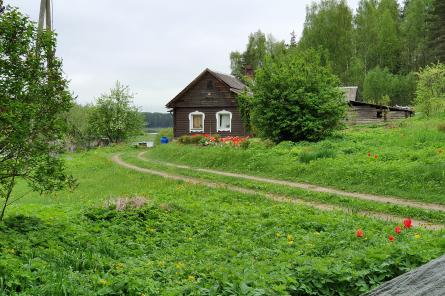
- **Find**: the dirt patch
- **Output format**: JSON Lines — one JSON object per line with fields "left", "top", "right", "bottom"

{"left": 112, "top": 154, "right": 443, "bottom": 230}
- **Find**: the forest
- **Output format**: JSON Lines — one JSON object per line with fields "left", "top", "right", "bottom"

{"left": 230, "top": 0, "right": 445, "bottom": 107}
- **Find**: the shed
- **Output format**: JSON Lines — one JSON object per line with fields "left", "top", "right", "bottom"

{"left": 341, "top": 87, "right": 414, "bottom": 125}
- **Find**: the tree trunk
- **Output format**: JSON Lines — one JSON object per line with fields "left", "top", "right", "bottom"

{"left": 0, "top": 176, "right": 15, "bottom": 221}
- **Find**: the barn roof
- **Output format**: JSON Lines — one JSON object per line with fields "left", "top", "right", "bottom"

{"left": 166, "top": 68, "right": 246, "bottom": 108}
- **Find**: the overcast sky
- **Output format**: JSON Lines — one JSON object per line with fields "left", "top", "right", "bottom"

{"left": 8, "top": 0, "right": 365, "bottom": 112}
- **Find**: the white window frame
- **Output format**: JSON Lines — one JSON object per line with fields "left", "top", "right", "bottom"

{"left": 189, "top": 111, "right": 205, "bottom": 133}
{"left": 216, "top": 110, "right": 232, "bottom": 132}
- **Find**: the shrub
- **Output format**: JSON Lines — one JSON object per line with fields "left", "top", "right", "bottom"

{"left": 415, "top": 63, "right": 445, "bottom": 116}
{"left": 241, "top": 49, "right": 346, "bottom": 142}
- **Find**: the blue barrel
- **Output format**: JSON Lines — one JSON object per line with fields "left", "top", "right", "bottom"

{"left": 160, "top": 136, "right": 169, "bottom": 144}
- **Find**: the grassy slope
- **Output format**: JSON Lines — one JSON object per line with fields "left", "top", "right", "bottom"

{"left": 147, "top": 117, "right": 445, "bottom": 204}
{"left": 1, "top": 147, "right": 445, "bottom": 295}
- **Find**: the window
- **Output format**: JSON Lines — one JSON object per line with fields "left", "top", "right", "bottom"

{"left": 206, "top": 80, "right": 214, "bottom": 90}
{"left": 216, "top": 110, "right": 232, "bottom": 132}
{"left": 189, "top": 111, "right": 205, "bottom": 133}
{"left": 377, "top": 111, "right": 383, "bottom": 119}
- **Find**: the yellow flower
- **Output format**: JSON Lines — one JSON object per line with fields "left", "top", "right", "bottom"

{"left": 415, "top": 233, "right": 421, "bottom": 239}
{"left": 287, "top": 234, "right": 294, "bottom": 241}
{"left": 99, "top": 279, "right": 108, "bottom": 286}
{"left": 175, "top": 262, "right": 185, "bottom": 270}
{"left": 275, "top": 232, "right": 282, "bottom": 238}
{"left": 158, "top": 260, "right": 165, "bottom": 268}
{"left": 115, "top": 262, "right": 125, "bottom": 271}
{"left": 187, "top": 237, "right": 193, "bottom": 241}
{"left": 288, "top": 240, "right": 294, "bottom": 246}
{"left": 188, "top": 275, "right": 196, "bottom": 282}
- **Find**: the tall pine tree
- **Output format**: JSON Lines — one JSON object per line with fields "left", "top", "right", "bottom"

{"left": 429, "top": 0, "right": 445, "bottom": 63}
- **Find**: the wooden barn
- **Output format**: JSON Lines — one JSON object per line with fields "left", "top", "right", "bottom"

{"left": 342, "top": 87, "right": 414, "bottom": 125}
{"left": 166, "top": 69, "right": 248, "bottom": 138}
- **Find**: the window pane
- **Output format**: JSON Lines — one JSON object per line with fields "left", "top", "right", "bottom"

{"left": 193, "top": 115, "right": 203, "bottom": 129}
{"left": 219, "top": 114, "right": 230, "bottom": 129}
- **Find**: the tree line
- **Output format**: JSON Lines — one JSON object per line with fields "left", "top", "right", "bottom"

{"left": 142, "top": 112, "right": 173, "bottom": 129}
{"left": 231, "top": 0, "right": 445, "bottom": 107}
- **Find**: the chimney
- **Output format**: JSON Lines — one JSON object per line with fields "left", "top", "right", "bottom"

{"left": 245, "top": 65, "right": 254, "bottom": 79}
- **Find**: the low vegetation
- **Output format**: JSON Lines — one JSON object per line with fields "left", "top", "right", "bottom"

{"left": 2, "top": 149, "right": 445, "bottom": 295}
{"left": 147, "top": 117, "right": 445, "bottom": 204}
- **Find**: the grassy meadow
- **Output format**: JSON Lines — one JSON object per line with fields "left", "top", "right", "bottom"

{"left": 147, "top": 117, "right": 445, "bottom": 204}
{"left": 1, "top": 117, "right": 445, "bottom": 295}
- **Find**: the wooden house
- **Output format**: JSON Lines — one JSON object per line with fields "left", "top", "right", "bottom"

{"left": 342, "top": 87, "right": 414, "bottom": 125}
{"left": 166, "top": 69, "right": 248, "bottom": 138}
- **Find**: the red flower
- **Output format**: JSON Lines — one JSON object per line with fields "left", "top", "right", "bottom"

{"left": 374, "top": 155, "right": 378, "bottom": 159}
{"left": 356, "top": 229, "right": 364, "bottom": 238}
{"left": 395, "top": 226, "right": 401, "bottom": 234}
{"left": 403, "top": 218, "right": 413, "bottom": 229}
{"left": 389, "top": 235, "right": 395, "bottom": 242}
{"left": 368, "top": 153, "right": 371, "bottom": 157}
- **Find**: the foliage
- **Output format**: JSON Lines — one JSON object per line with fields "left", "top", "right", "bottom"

{"left": 65, "top": 104, "right": 95, "bottom": 150}
{"left": 299, "top": 0, "right": 354, "bottom": 83}
{"left": 242, "top": 49, "right": 346, "bottom": 142}
{"left": 230, "top": 31, "right": 286, "bottom": 81}
{"left": 401, "top": 0, "right": 433, "bottom": 71}
{"left": 428, "top": 0, "right": 445, "bottom": 63}
{"left": 0, "top": 7, "right": 75, "bottom": 221}
{"left": 363, "top": 67, "right": 417, "bottom": 105}
{"left": 298, "top": 145, "right": 337, "bottom": 163}
{"left": 89, "top": 82, "right": 144, "bottom": 143}
{"left": 2, "top": 147, "right": 445, "bottom": 294}
{"left": 415, "top": 63, "right": 445, "bottom": 116}
{"left": 142, "top": 112, "right": 173, "bottom": 129}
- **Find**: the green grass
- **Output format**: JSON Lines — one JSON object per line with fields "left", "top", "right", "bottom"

{"left": 1, "top": 146, "right": 445, "bottom": 295}
{"left": 146, "top": 117, "right": 445, "bottom": 204}
{"left": 121, "top": 151, "right": 445, "bottom": 224}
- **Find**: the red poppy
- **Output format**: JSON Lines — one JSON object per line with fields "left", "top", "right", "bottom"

{"left": 374, "top": 155, "right": 378, "bottom": 159}
{"left": 389, "top": 235, "right": 395, "bottom": 242}
{"left": 356, "top": 229, "right": 363, "bottom": 238}
{"left": 395, "top": 226, "right": 401, "bottom": 234}
{"left": 403, "top": 218, "right": 413, "bottom": 229}
{"left": 368, "top": 153, "right": 371, "bottom": 157}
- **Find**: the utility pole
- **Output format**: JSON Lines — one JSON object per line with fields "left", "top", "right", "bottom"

{"left": 38, "top": 0, "right": 52, "bottom": 31}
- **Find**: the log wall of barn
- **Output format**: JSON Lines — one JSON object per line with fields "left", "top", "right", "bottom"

{"left": 347, "top": 106, "right": 411, "bottom": 125}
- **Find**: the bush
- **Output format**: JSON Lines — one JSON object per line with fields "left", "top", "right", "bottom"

{"left": 241, "top": 49, "right": 346, "bottom": 142}
{"left": 415, "top": 63, "right": 445, "bottom": 116}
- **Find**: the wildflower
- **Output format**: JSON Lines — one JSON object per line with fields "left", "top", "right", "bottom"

{"left": 275, "top": 232, "right": 282, "bottom": 238}
{"left": 288, "top": 240, "right": 294, "bottom": 246}
{"left": 188, "top": 275, "right": 196, "bottom": 282}
{"left": 99, "top": 279, "right": 108, "bottom": 286}
{"left": 403, "top": 218, "right": 413, "bottom": 229}
{"left": 287, "top": 234, "right": 294, "bottom": 241}
{"left": 415, "top": 233, "right": 421, "bottom": 239}
{"left": 175, "top": 262, "right": 185, "bottom": 270}
{"left": 356, "top": 229, "right": 364, "bottom": 238}
{"left": 389, "top": 235, "right": 395, "bottom": 242}
{"left": 368, "top": 153, "right": 371, "bottom": 157}
{"left": 374, "top": 155, "right": 378, "bottom": 159}
{"left": 395, "top": 226, "right": 402, "bottom": 234}
{"left": 115, "top": 263, "right": 125, "bottom": 271}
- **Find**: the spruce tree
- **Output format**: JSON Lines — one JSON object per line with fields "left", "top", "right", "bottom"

{"left": 429, "top": 0, "right": 445, "bottom": 63}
